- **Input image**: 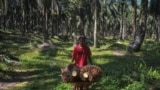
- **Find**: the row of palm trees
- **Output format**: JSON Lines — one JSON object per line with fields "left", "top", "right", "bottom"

{"left": 0, "top": 0, "right": 160, "bottom": 51}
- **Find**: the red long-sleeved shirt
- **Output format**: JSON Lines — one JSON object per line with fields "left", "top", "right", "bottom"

{"left": 72, "top": 44, "right": 91, "bottom": 67}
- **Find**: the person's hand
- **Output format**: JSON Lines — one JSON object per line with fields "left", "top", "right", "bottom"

{"left": 70, "top": 61, "right": 75, "bottom": 64}
{"left": 88, "top": 59, "right": 92, "bottom": 65}
{"left": 89, "top": 62, "right": 92, "bottom": 65}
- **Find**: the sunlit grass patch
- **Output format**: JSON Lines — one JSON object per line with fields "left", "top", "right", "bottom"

{"left": 19, "top": 51, "right": 40, "bottom": 61}
{"left": 6, "top": 82, "right": 29, "bottom": 90}
{"left": 53, "top": 82, "right": 71, "bottom": 90}
{"left": 0, "top": 62, "right": 8, "bottom": 70}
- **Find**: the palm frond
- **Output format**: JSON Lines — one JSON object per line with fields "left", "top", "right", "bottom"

{"left": 149, "top": 0, "right": 160, "bottom": 16}
{"left": 0, "top": 0, "right": 8, "bottom": 15}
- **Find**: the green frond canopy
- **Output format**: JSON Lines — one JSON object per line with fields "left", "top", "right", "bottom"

{"left": 37, "top": 0, "right": 51, "bottom": 10}
{"left": 0, "top": 0, "right": 8, "bottom": 15}
{"left": 149, "top": 0, "right": 160, "bottom": 16}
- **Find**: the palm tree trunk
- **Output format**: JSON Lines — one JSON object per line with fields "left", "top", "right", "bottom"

{"left": 120, "top": 1, "right": 125, "bottom": 40}
{"left": 120, "top": 17, "right": 125, "bottom": 40}
{"left": 131, "top": 0, "right": 137, "bottom": 37}
{"left": 122, "top": 19, "right": 126, "bottom": 40}
{"left": 22, "top": 10, "right": 26, "bottom": 35}
{"left": 133, "top": 7, "right": 137, "bottom": 38}
{"left": 93, "top": 5, "right": 97, "bottom": 48}
{"left": 120, "top": 18, "right": 123, "bottom": 40}
{"left": 0, "top": 15, "right": 2, "bottom": 29}
{"left": 43, "top": 8, "right": 49, "bottom": 42}
{"left": 51, "top": 17, "right": 55, "bottom": 37}
{"left": 3, "top": 15, "right": 6, "bottom": 30}
{"left": 127, "top": 0, "right": 148, "bottom": 53}
{"left": 157, "top": 15, "right": 160, "bottom": 42}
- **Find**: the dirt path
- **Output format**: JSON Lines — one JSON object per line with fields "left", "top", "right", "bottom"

{"left": 0, "top": 82, "right": 17, "bottom": 90}
{"left": 0, "top": 69, "right": 42, "bottom": 90}
{"left": 0, "top": 74, "right": 25, "bottom": 90}
{"left": 112, "top": 50, "right": 125, "bottom": 56}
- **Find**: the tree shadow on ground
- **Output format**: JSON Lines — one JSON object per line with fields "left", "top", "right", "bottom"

{"left": 0, "top": 63, "right": 63, "bottom": 90}
{"left": 90, "top": 52, "right": 160, "bottom": 90}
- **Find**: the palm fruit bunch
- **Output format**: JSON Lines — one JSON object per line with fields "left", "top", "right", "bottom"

{"left": 61, "top": 64, "right": 81, "bottom": 83}
{"left": 80, "top": 65, "right": 102, "bottom": 82}
{"left": 61, "top": 64, "right": 102, "bottom": 83}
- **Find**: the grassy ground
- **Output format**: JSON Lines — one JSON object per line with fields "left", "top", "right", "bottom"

{"left": 0, "top": 29, "right": 160, "bottom": 90}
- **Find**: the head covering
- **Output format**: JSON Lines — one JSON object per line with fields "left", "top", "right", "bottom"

{"left": 78, "top": 35, "right": 86, "bottom": 41}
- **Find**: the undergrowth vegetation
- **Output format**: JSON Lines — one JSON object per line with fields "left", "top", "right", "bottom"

{"left": 0, "top": 29, "right": 160, "bottom": 90}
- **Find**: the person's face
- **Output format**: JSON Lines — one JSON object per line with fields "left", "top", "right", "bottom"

{"left": 79, "top": 38, "right": 85, "bottom": 45}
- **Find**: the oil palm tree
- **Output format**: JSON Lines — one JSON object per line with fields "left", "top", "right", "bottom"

{"left": 131, "top": 0, "right": 137, "bottom": 37}
{"left": 91, "top": 0, "right": 101, "bottom": 48}
{"left": 119, "top": 0, "right": 127, "bottom": 40}
{"left": 0, "top": 0, "right": 8, "bottom": 29}
{"left": 127, "top": 0, "right": 148, "bottom": 53}
{"left": 37, "top": 0, "right": 52, "bottom": 42}
{"left": 150, "top": 0, "right": 160, "bottom": 42}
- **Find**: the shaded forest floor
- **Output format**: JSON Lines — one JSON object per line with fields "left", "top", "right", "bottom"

{"left": 0, "top": 42, "right": 62, "bottom": 90}
{"left": 0, "top": 29, "right": 160, "bottom": 90}
{"left": 0, "top": 50, "right": 125, "bottom": 90}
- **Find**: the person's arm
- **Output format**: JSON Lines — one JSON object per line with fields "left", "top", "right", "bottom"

{"left": 71, "top": 57, "right": 75, "bottom": 63}
{"left": 87, "top": 46, "right": 92, "bottom": 64}
{"left": 71, "top": 47, "right": 76, "bottom": 64}
{"left": 88, "top": 56, "right": 92, "bottom": 64}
